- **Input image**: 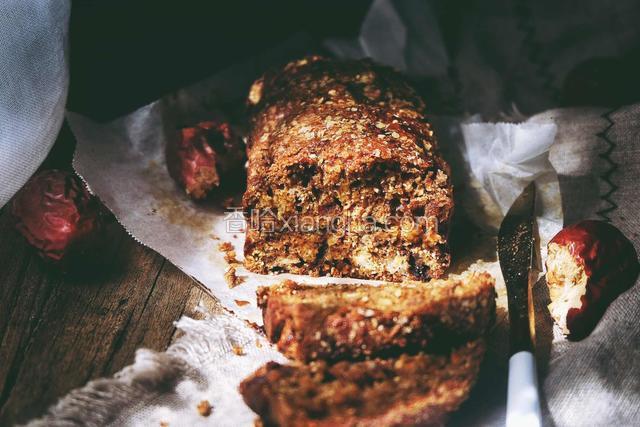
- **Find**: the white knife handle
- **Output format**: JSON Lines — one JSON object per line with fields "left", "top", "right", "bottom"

{"left": 506, "top": 351, "right": 542, "bottom": 427}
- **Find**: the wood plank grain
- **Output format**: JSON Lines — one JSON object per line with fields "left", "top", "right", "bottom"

{"left": 0, "top": 205, "right": 212, "bottom": 425}
{"left": 0, "top": 122, "right": 225, "bottom": 425}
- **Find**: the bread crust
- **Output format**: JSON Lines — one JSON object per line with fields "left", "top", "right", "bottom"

{"left": 243, "top": 56, "right": 453, "bottom": 281}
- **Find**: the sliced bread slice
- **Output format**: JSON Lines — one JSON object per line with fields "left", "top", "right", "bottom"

{"left": 258, "top": 272, "right": 496, "bottom": 362}
{"left": 240, "top": 339, "right": 485, "bottom": 427}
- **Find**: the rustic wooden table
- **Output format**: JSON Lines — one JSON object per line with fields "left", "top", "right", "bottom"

{"left": 0, "top": 124, "right": 220, "bottom": 426}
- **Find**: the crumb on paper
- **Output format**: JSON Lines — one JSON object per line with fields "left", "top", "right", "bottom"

{"left": 218, "top": 241, "right": 234, "bottom": 252}
{"left": 235, "top": 299, "right": 250, "bottom": 307}
{"left": 224, "top": 250, "right": 238, "bottom": 264}
{"left": 209, "top": 234, "right": 220, "bottom": 241}
{"left": 256, "top": 338, "right": 263, "bottom": 348}
{"left": 232, "top": 344, "right": 245, "bottom": 356}
{"left": 218, "top": 241, "right": 239, "bottom": 264}
{"left": 246, "top": 320, "right": 262, "bottom": 331}
{"left": 160, "top": 422, "right": 169, "bottom": 427}
{"left": 225, "top": 266, "right": 245, "bottom": 288}
{"left": 197, "top": 400, "right": 213, "bottom": 417}
{"left": 254, "top": 418, "right": 265, "bottom": 427}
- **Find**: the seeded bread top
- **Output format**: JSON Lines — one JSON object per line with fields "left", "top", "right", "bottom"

{"left": 244, "top": 56, "right": 450, "bottom": 201}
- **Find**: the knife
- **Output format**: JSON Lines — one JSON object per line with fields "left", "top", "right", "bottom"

{"left": 497, "top": 181, "right": 542, "bottom": 427}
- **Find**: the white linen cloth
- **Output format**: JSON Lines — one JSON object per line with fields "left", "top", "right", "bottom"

{"left": 0, "top": 0, "right": 69, "bottom": 207}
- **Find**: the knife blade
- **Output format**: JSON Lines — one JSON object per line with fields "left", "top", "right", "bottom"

{"left": 498, "top": 181, "right": 542, "bottom": 427}
{"left": 498, "top": 181, "right": 538, "bottom": 354}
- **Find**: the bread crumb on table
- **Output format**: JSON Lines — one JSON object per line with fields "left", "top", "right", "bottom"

{"left": 218, "top": 241, "right": 239, "bottom": 264}
{"left": 197, "top": 400, "right": 213, "bottom": 417}
{"left": 225, "top": 266, "right": 245, "bottom": 288}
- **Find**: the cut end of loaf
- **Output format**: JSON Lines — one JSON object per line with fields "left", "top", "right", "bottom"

{"left": 243, "top": 56, "right": 453, "bottom": 282}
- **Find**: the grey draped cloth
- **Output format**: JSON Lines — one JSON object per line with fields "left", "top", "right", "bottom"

{"left": 543, "top": 105, "right": 640, "bottom": 426}
{"left": 0, "top": 0, "right": 69, "bottom": 207}
{"left": 2, "top": 0, "right": 639, "bottom": 425}
{"left": 448, "top": 105, "right": 640, "bottom": 426}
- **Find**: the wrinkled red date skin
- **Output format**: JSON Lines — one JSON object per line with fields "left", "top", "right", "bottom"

{"left": 550, "top": 220, "right": 640, "bottom": 339}
{"left": 166, "top": 120, "right": 235, "bottom": 199}
{"left": 11, "top": 170, "right": 102, "bottom": 262}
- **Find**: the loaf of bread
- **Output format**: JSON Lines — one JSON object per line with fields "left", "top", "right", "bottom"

{"left": 243, "top": 56, "right": 453, "bottom": 281}
{"left": 240, "top": 340, "right": 485, "bottom": 427}
{"left": 258, "top": 272, "right": 496, "bottom": 362}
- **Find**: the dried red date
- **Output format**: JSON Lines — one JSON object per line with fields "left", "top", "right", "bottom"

{"left": 166, "top": 119, "right": 244, "bottom": 200}
{"left": 545, "top": 220, "right": 639, "bottom": 339}
{"left": 11, "top": 170, "right": 103, "bottom": 262}
{"left": 166, "top": 122, "right": 220, "bottom": 199}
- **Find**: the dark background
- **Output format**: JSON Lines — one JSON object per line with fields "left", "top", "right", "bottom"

{"left": 67, "top": 0, "right": 640, "bottom": 121}
{"left": 67, "top": 0, "right": 372, "bottom": 119}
